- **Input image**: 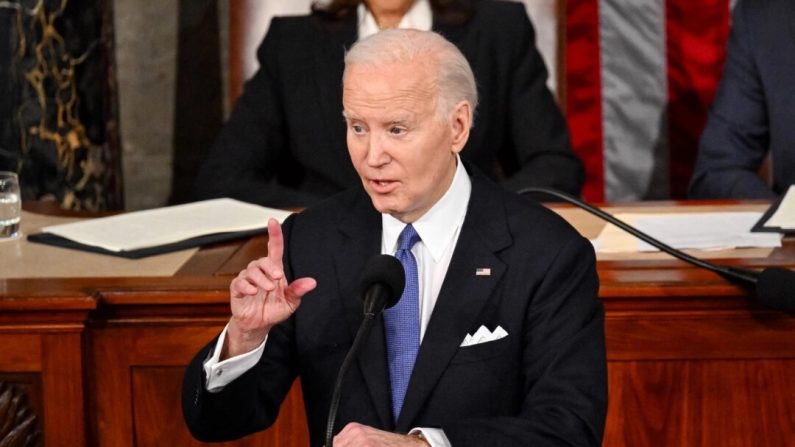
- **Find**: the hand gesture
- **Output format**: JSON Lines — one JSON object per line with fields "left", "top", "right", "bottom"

{"left": 225, "top": 218, "right": 317, "bottom": 357}
{"left": 332, "top": 423, "right": 429, "bottom": 446}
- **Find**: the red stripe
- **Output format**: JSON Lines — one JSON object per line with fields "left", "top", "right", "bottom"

{"left": 565, "top": 0, "right": 604, "bottom": 202}
{"left": 665, "top": 0, "right": 731, "bottom": 198}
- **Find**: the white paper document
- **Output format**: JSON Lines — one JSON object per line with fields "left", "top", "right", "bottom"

{"left": 595, "top": 212, "right": 782, "bottom": 253}
{"left": 763, "top": 185, "right": 795, "bottom": 229}
{"left": 40, "top": 198, "right": 292, "bottom": 252}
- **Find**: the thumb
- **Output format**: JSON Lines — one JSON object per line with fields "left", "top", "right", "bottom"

{"left": 285, "top": 277, "right": 317, "bottom": 302}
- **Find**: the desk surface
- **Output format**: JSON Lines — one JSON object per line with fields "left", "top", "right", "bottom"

{"left": 0, "top": 211, "right": 199, "bottom": 279}
{"left": 2, "top": 201, "right": 794, "bottom": 306}
{"left": 4, "top": 200, "right": 794, "bottom": 318}
{"left": 1, "top": 200, "right": 793, "bottom": 446}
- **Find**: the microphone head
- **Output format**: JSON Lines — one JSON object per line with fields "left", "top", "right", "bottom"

{"left": 360, "top": 254, "right": 405, "bottom": 311}
{"left": 756, "top": 268, "right": 795, "bottom": 312}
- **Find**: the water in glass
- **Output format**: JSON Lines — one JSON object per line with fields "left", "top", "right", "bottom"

{"left": 0, "top": 172, "right": 21, "bottom": 238}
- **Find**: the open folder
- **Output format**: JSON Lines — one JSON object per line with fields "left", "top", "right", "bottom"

{"left": 27, "top": 198, "right": 293, "bottom": 259}
{"left": 751, "top": 185, "right": 795, "bottom": 234}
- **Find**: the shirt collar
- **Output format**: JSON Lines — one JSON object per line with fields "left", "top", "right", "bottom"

{"left": 357, "top": 0, "right": 433, "bottom": 40}
{"left": 382, "top": 155, "right": 471, "bottom": 262}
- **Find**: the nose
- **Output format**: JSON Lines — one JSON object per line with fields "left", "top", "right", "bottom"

{"left": 365, "top": 132, "right": 391, "bottom": 167}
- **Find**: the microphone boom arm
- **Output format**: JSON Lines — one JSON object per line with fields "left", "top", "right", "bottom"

{"left": 518, "top": 187, "right": 759, "bottom": 286}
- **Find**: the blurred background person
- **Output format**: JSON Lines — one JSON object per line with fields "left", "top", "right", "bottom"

{"left": 192, "top": 0, "right": 583, "bottom": 208}
{"left": 689, "top": 0, "right": 795, "bottom": 199}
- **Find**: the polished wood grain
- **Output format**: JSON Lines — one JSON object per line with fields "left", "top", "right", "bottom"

{"left": 605, "top": 360, "right": 795, "bottom": 445}
{"left": 87, "top": 314, "right": 309, "bottom": 446}
{"left": 1, "top": 201, "right": 793, "bottom": 445}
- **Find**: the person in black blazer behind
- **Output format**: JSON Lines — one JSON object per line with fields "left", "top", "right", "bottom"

{"left": 689, "top": 0, "right": 795, "bottom": 199}
{"left": 193, "top": 0, "right": 584, "bottom": 208}
{"left": 183, "top": 28, "right": 606, "bottom": 446}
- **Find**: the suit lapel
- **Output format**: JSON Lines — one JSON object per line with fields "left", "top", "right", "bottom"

{"left": 332, "top": 191, "right": 394, "bottom": 429}
{"left": 396, "top": 175, "right": 512, "bottom": 430}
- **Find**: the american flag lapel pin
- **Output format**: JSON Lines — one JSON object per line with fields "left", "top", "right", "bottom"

{"left": 475, "top": 267, "right": 491, "bottom": 276}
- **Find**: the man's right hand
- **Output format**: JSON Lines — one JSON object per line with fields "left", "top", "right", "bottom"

{"left": 224, "top": 218, "right": 317, "bottom": 358}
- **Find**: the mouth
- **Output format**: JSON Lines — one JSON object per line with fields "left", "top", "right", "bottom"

{"left": 368, "top": 178, "right": 397, "bottom": 193}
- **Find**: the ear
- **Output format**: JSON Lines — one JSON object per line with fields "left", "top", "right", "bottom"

{"left": 449, "top": 101, "right": 471, "bottom": 154}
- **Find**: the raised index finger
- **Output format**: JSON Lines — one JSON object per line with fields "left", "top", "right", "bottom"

{"left": 266, "top": 218, "right": 285, "bottom": 269}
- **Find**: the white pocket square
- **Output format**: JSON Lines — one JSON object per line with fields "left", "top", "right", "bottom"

{"left": 460, "top": 325, "right": 508, "bottom": 347}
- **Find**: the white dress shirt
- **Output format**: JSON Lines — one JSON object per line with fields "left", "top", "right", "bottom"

{"left": 357, "top": 0, "right": 432, "bottom": 39}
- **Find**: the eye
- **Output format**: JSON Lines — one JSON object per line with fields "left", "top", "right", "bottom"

{"left": 389, "top": 126, "right": 405, "bottom": 135}
{"left": 351, "top": 124, "right": 365, "bottom": 134}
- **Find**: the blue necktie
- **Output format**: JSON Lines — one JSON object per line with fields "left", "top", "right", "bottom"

{"left": 384, "top": 224, "right": 421, "bottom": 422}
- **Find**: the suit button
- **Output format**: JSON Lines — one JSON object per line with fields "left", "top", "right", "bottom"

{"left": 193, "top": 389, "right": 200, "bottom": 405}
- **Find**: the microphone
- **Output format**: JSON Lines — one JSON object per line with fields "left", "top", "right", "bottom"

{"left": 360, "top": 254, "right": 406, "bottom": 316}
{"left": 325, "top": 254, "right": 405, "bottom": 447}
{"left": 518, "top": 187, "right": 795, "bottom": 312}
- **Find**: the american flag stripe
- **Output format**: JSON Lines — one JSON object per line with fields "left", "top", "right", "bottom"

{"left": 565, "top": 0, "right": 732, "bottom": 201}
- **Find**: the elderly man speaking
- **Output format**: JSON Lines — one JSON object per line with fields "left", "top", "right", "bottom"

{"left": 183, "top": 29, "right": 606, "bottom": 447}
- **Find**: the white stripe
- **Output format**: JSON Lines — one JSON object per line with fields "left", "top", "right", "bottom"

{"left": 519, "top": 0, "right": 560, "bottom": 96}
{"left": 600, "top": 0, "right": 669, "bottom": 201}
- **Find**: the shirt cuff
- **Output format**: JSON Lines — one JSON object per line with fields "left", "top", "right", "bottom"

{"left": 409, "top": 427, "right": 450, "bottom": 447}
{"left": 202, "top": 323, "right": 267, "bottom": 392}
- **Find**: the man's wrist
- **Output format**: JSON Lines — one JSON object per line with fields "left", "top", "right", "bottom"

{"left": 408, "top": 431, "right": 429, "bottom": 445}
{"left": 408, "top": 427, "right": 450, "bottom": 446}
{"left": 224, "top": 320, "right": 269, "bottom": 359}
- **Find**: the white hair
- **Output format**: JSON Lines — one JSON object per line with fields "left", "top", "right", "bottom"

{"left": 344, "top": 28, "right": 478, "bottom": 126}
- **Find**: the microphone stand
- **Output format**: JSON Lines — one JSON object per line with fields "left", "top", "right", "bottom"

{"left": 518, "top": 187, "right": 759, "bottom": 286}
{"left": 324, "top": 310, "right": 378, "bottom": 447}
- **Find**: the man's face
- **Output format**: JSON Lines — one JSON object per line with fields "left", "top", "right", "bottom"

{"left": 343, "top": 60, "right": 469, "bottom": 223}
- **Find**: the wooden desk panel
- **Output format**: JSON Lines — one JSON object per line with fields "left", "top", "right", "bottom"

{"left": 87, "top": 318, "right": 310, "bottom": 446}
{"left": 1, "top": 201, "right": 793, "bottom": 446}
{"left": 605, "top": 359, "right": 795, "bottom": 445}
{"left": 0, "top": 319, "right": 88, "bottom": 446}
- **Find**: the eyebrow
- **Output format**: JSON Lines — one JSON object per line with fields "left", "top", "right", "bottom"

{"left": 341, "top": 110, "right": 413, "bottom": 125}
{"left": 342, "top": 110, "right": 364, "bottom": 124}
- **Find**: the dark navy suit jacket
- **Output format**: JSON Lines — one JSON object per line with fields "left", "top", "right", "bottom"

{"left": 193, "top": 0, "right": 583, "bottom": 207}
{"left": 689, "top": 0, "right": 795, "bottom": 199}
{"left": 182, "top": 169, "right": 606, "bottom": 446}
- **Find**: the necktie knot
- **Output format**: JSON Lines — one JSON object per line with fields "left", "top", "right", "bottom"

{"left": 398, "top": 224, "right": 420, "bottom": 252}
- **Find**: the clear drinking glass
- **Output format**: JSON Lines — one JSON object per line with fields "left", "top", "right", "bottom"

{"left": 0, "top": 171, "right": 21, "bottom": 239}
